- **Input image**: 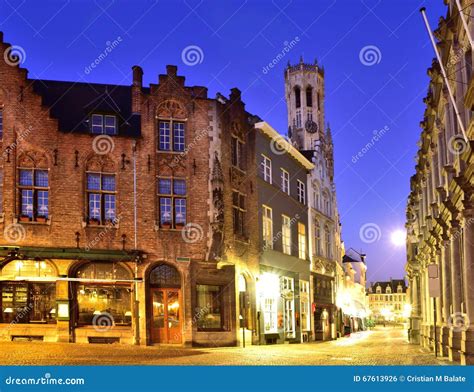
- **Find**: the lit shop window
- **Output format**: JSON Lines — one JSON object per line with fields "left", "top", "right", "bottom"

{"left": 76, "top": 262, "right": 132, "bottom": 326}
{"left": 259, "top": 273, "right": 279, "bottom": 333}
{"left": 281, "top": 276, "right": 295, "bottom": 337}
{"left": 300, "top": 280, "right": 311, "bottom": 331}
{"left": 0, "top": 260, "right": 56, "bottom": 324}
{"left": 196, "top": 284, "right": 224, "bottom": 331}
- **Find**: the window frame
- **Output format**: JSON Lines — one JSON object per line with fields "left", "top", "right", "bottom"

{"left": 281, "top": 214, "right": 292, "bottom": 255}
{"left": 280, "top": 168, "right": 289, "bottom": 194}
{"left": 17, "top": 168, "right": 50, "bottom": 221}
{"left": 157, "top": 118, "right": 186, "bottom": 153}
{"left": 85, "top": 171, "right": 117, "bottom": 225}
{"left": 261, "top": 154, "right": 272, "bottom": 184}
{"left": 196, "top": 284, "right": 225, "bottom": 331}
{"left": 262, "top": 205, "right": 273, "bottom": 250}
{"left": 298, "top": 222, "right": 306, "bottom": 260}
{"left": 90, "top": 114, "right": 118, "bottom": 135}
{"left": 157, "top": 177, "right": 187, "bottom": 229}
{"left": 232, "top": 190, "right": 246, "bottom": 237}
{"left": 297, "top": 180, "right": 305, "bottom": 204}
{"left": 231, "top": 136, "right": 246, "bottom": 172}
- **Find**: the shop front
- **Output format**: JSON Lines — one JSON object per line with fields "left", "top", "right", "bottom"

{"left": 312, "top": 272, "right": 336, "bottom": 341}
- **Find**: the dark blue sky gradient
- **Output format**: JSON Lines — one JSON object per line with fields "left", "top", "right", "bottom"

{"left": 0, "top": 0, "right": 446, "bottom": 283}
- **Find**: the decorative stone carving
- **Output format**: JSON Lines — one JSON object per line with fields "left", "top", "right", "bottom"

{"left": 156, "top": 99, "right": 187, "bottom": 119}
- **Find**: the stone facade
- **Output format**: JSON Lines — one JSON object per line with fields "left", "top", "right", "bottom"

{"left": 405, "top": 0, "right": 474, "bottom": 365}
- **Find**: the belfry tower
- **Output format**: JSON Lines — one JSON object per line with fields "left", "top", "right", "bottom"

{"left": 285, "top": 57, "right": 333, "bottom": 179}
{"left": 285, "top": 57, "right": 326, "bottom": 151}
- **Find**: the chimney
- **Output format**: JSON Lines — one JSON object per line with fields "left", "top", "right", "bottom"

{"left": 132, "top": 65, "right": 143, "bottom": 114}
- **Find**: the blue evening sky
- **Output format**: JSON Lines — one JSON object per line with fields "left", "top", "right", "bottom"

{"left": 0, "top": 0, "right": 446, "bottom": 283}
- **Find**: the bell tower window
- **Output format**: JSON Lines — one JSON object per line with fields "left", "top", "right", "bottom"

{"left": 306, "top": 87, "right": 313, "bottom": 107}
{"left": 294, "top": 87, "right": 301, "bottom": 108}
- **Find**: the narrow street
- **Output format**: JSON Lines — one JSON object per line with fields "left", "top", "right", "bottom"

{"left": 0, "top": 327, "right": 450, "bottom": 365}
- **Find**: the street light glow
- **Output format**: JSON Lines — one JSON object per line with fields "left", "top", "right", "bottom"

{"left": 390, "top": 229, "right": 406, "bottom": 247}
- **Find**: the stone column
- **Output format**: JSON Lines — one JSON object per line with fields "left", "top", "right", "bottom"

{"left": 461, "top": 205, "right": 474, "bottom": 365}
{"left": 409, "top": 271, "right": 421, "bottom": 344}
{"left": 441, "top": 235, "right": 452, "bottom": 357}
{"left": 449, "top": 219, "right": 462, "bottom": 362}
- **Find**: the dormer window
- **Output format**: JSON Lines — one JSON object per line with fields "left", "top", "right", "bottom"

{"left": 397, "top": 285, "right": 403, "bottom": 293}
{"left": 376, "top": 286, "right": 381, "bottom": 294}
{"left": 91, "top": 114, "right": 117, "bottom": 135}
{"left": 386, "top": 286, "right": 392, "bottom": 294}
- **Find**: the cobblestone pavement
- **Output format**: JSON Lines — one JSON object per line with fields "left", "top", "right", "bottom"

{"left": 0, "top": 326, "right": 452, "bottom": 365}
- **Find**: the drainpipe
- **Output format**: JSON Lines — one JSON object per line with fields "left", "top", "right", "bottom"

{"left": 132, "top": 140, "right": 140, "bottom": 345}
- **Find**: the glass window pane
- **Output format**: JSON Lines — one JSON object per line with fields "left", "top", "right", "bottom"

{"left": 88, "top": 193, "right": 101, "bottom": 220}
{"left": 174, "top": 198, "right": 186, "bottom": 224}
{"left": 173, "top": 179, "right": 186, "bottom": 195}
{"left": 19, "top": 169, "right": 33, "bottom": 186}
{"left": 91, "top": 114, "right": 103, "bottom": 134}
{"left": 77, "top": 284, "right": 131, "bottom": 326}
{"left": 21, "top": 189, "right": 33, "bottom": 217}
{"left": 37, "top": 190, "right": 49, "bottom": 217}
{"left": 35, "top": 170, "right": 48, "bottom": 187}
{"left": 104, "top": 116, "right": 117, "bottom": 135}
{"left": 159, "top": 122, "right": 171, "bottom": 151}
{"left": 173, "top": 122, "right": 185, "bottom": 152}
{"left": 87, "top": 174, "right": 101, "bottom": 191}
{"left": 104, "top": 194, "right": 116, "bottom": 221}
{"left": 160, "top": 197, "right": 172, "bottom": 224}
{"left": 102, "top": 175, "right": 116, "bottom": 191}
{"left": 158, "top": 179, "right": 172, "bottom": 195}
{"left": 196, "top": 284, "right": 223, "bottom": 330}
{"left": 152, "top": 290, "right": 165, "bottom": 328}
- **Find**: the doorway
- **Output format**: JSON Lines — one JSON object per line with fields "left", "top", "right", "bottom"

{"left": 149, "top": 264, "right": 182, "bottom": 344}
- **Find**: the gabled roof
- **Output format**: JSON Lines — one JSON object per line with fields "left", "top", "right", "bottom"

{"left": 32, "top": 79, "right": 141, "bottom": 137}
{"left": 371, "top": 279, "right": 407, "bottom": 293}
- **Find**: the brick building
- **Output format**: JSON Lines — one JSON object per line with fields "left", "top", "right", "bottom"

{"left": 0, "top": 32, "right": 258, "bottom": 346}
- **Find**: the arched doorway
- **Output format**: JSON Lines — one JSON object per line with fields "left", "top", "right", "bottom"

{"left": 149, "top": 263, "right": 182, "bottom": 344}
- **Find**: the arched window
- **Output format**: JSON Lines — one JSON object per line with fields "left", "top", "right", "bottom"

{"left": 306, "top": 86, "right": 313, "bottom": 107}
{"left": 294, "top": 86, "right": 301, "bottom": 108}
{"left": 397, "top": 285, "right": 403, "bottom": 293}
{"left": 75, "top": 262, "right": 132, "bottom": 326}
{"left": 149, "top": 263, "right": 181, "bottom": 288}
{"left": 386, "top": 286, "right": 392, "bottom": 294}
{"left": 376, "top": 285, "right": 381, "bottom": 294}
{"left": 0, "top": 260, "right": 56, "bottom": 324}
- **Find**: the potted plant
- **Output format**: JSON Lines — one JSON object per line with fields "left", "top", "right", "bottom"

{"left": 19, "top": 214, "right": 31, "bottom": 222}
{"left": 36, "top": 215, "right": 48, "bottom": 223}
{"left": 175, "top": 222, "right": 185, "bottom": 229}
{"left": 88, "top": 218, "right": 101, "bottom": 226}
{"left": 161, "top": 222, "right": 172, "bottom": 229}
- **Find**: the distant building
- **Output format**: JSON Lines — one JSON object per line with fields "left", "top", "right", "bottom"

{"left": 367, "top": 279, "right": 408, "bottom": 323}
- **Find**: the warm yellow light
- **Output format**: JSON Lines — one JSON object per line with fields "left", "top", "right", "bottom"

{"left": 258, "top": 273, "right": 280, "bottom": 298}
{"left": 403, "top": 303, "right": 412, "bottom": 318}
{"left": 390, "top": 229, "right": 406, "bottom": 247}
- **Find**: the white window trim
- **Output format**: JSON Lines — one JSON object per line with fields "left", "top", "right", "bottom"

{"left": 261, "top": 154, "right": 272, "bottom": 184}
{"left": 280, "top": 168, "right": 290, "bottom": 194}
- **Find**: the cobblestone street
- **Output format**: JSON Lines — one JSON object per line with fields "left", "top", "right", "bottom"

{"left": 0, "top": 327, "right": 451, "bottom": 365}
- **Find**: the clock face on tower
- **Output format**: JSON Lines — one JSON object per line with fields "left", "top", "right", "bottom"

{"left": 305, "top": 119, "right": 318, "bottom": 134}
